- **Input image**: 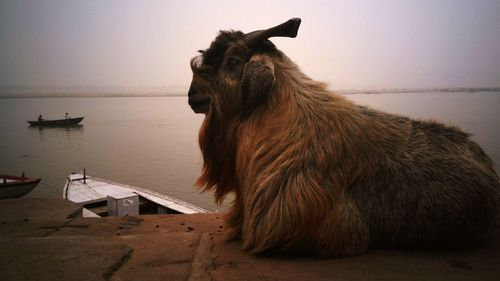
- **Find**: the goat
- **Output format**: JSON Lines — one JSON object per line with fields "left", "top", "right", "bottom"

{"left": 187, "top": 18, "right": 500, "bottom": 257}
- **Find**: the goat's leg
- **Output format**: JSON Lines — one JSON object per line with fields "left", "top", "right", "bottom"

{"left": 310, "top": 195, "right": 370, "bottom": 257}
{"left": 224, "top": 195, "right": 244, "bottom": 241}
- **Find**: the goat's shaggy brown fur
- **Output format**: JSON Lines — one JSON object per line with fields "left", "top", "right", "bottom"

{"left": 187, "top": 29, "right": 500, "bottom": 257}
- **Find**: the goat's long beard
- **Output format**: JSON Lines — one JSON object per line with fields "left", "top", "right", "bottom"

{"left": 196, "top": 105, "right": 239, "bottom": 204}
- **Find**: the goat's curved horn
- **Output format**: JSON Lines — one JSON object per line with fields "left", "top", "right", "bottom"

{"left": 245, "top": 18, "right": 301, "bottom": 47}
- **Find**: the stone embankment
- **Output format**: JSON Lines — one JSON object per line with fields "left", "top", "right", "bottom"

{"left": 1, "top": 198, "right": 499, "bottom": 281}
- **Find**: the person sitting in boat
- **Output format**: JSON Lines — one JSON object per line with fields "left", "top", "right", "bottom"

{"left": 37, "top": 115, "right": 43, "bottom": 121}
{"left": 65, "top": 113, "right": 69, "bottom": 119}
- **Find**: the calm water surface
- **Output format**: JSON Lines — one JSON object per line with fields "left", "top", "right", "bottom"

{"left": 0, "top": 93, "right": 498, "bottom": 211}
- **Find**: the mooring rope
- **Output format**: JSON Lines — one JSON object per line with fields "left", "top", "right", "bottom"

{"left": 38, "top": 182, "right": 61, "bottom": 192}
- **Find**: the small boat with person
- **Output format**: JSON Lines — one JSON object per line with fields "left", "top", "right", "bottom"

{"left": 63, "top": 171, "right": 209, "bottom": 217}
{"left": 28, "top": 114, "right": 84, "bottom": 127}
{"left": 0, "top": 174, "right": 41, "bottom": 199}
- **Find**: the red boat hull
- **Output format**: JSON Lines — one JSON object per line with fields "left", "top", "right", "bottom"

{"left": 0, "top": 175, "right": 41, "bottom": 199}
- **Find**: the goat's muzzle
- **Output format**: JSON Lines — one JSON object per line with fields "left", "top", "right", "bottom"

{"left": 188, "top": 85, "right": 210, "bottom": 114}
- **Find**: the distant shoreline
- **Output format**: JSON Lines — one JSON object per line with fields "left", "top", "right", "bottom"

{"left": 335, "top": 87, "right": 500, "bottom": 95}
{"left": 0, "top": 87, "right": 499, "bottom": 98}
{"left": 0, "top": 93, "right": 187, "bottom": 99}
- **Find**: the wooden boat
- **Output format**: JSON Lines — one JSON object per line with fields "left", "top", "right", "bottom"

{"left": 63, "top": 172, "right": 209, "bottom": 217}
{"left": 27, "top": 117, "right": 84, "bottom": 126}
{"left": 0, "top": 174, "right": 41, "bottom": 199}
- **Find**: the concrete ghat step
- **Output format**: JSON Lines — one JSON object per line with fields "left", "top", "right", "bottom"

{"left": 1, "top": 198, "right": 500, "bottom": 281}
{"left": 0, "top": 236, "right": 132, "bottom": 281}
{"left": 0, "top": 198, "right": 82, "bottom": 222}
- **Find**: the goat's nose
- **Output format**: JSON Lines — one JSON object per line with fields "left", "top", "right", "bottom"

{"left": 188, "top": 86, "right": 197, "bottom": 97}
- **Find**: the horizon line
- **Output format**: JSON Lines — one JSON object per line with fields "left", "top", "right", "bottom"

{"left": 1, "top": 87, "right": 500, "bottom": 99}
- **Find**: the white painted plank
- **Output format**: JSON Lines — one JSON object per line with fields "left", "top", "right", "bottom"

{"left": 64, "top": 173, "right": 209, "bottom": 214}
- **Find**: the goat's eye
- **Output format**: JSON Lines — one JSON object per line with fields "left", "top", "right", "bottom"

{"left": 197, "top": 66, "right": 214, "bottom": 78}
{"left": 227, "top": 58, "right": 240, "bottom": 66}
{"left": 200, "top": 70, "right": 212, "bottom": 78}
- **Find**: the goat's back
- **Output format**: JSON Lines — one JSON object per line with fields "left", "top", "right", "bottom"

{"left": 346, "top": 104, "right": 500, "bottom": 248}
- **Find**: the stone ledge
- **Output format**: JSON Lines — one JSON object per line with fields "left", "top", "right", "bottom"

{"left": 0, "top": 236, "right": 132, "bottom": 281}
{"left": 0, "top": 198, "right": 82, "bottom": 222}
{"left": 1, "top": 198, "right": 499, "bottom": 281}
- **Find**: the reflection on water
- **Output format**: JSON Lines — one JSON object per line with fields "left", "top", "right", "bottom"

{"left": 29, "top": 124, "right": 84, "bottom": 131}
{"left": 30, "top": 125, "right": 84, "bottom": 145}
{"left": 0, "top": 94, "right": 498, "bottom": 212}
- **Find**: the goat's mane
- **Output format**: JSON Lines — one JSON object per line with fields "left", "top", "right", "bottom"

{"left": 196, "top": 108, "right": 239, "bottom": 204}
{"left": 195, "top": 31, "right": 285, "bottom": 204}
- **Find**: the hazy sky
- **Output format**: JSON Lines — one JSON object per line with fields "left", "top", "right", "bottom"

{"left": 1, "top": 0, "right": 499, "bottom": 90}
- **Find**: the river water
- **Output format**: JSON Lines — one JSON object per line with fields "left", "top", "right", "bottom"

{"left": 0, "top": 92, "right": 498, "bottom": 211}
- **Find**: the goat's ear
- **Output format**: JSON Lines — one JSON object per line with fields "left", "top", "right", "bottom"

{"left": 240, "top": 55, "right": 275, "bottom": 113}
